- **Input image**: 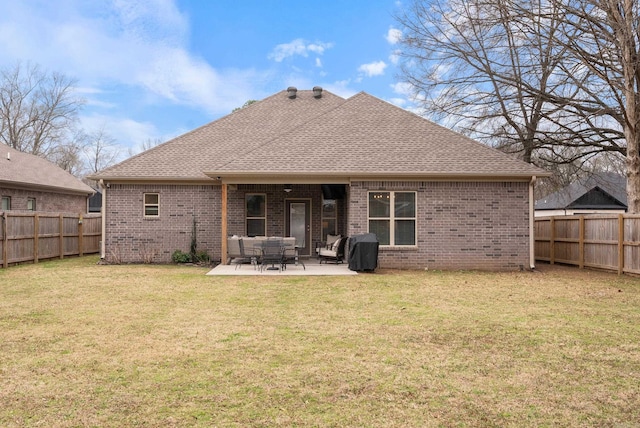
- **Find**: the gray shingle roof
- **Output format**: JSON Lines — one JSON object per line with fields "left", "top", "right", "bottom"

{"left": 535, "top": 172, "right": 627, "bottom": 210}
{"left": 93, "top": 89, "right": 547, "bottom": 181}
{"left": 0, "top": 145, "right": 94, "bottom": 195}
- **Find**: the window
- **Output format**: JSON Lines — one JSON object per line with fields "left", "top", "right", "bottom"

{"left": 368, "top": 191, "right": 416, "bottom": 246}
{"left": 27, "top": 198, "right": 36, "bottom": 211}
{"left": 144, "top": 193, "right": 159, "bottom": 217}
{"left": 246, "top": 194, "right": 266, "bottom": 236}
{"left": 1, "top": 196, "right": 10, "bottom": 211}
{"left": 321, "top": 199, "right": 337, "bottom": 239}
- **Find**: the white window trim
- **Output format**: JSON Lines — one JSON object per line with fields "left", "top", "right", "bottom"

{"left": 368, "top": 191, "right": 417, "bottom": 247}
{"left": 246, "top": 193, "right": 267, "bottom": 236}
{"left": 143, "top": 193, "right": 160, "bottom": 217}
{"left": 321, "top": 198, "right": 337, "bottom": 237}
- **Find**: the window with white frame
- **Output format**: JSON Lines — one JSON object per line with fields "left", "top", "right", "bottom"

{"left": 246, "top": 194, "right": 266, "bottom": 236}
{"left": 321, "top": 198, "right": 337, "bottom": 239}
{"left": 27, "top": 198, "right": 36, "bottom": 211}
{"left": 144, "top": 193, "right": 159, "bottom": 217}
{"left": 1, "top": 196, "right": 10, "bottom": 211}
{"left": 368, "top": 191, "right": 416, "bottom": 246}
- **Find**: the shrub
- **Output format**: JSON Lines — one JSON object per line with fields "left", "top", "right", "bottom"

{"left": 194, "top": 251, "right": 211, "bottom": 263}
{"left": 171, "top": 250, "right": 192, "bottom": 264}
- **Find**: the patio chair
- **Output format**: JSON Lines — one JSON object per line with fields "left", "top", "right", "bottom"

{"left": 318, "top": 236, "right": 348, "bottom": 264}
{"left": 282, "top": 245, "right": 305, "bottom": 270}
{"left": 315, "top": 234, "right": 341, "bottom": 259}
{"left": 260, "top": 239, "right": 284, "bottom": 272}
{"left": 231, "top": 238, "right": 258, "bottom": 270}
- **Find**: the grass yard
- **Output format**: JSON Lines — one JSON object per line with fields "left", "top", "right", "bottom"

{"left": 1, "top": 256, "right": 639, "bottom": 427}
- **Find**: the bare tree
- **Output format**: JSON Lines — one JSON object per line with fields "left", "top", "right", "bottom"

{"left": 139, "top": 137, "right": 163, "bottom": 152}
{"left": 82, "top": 125, "right": 121, "bottom": 174}
{"left": 0, "top": 62, "right": 83, "bottom": 158}
{"left": 396, "top": 0, "right": 640, "bottom": 211}
{"left": 544, "top": 0, "right": 640, "bottom": 211}
{"left": 396, "top": 0, "right": 573, "bottom": 163}
{"left": 49, "top": 128, "right": 86, "bottom": 176}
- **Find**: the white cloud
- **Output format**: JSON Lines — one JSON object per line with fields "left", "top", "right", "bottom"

{"left": 391, "top": 82, "right": 416, "bottom": 98}
{"left": 268, "top": 39, "right": 333, "bottom": 62}
{"left": 358, "top": 61, "right": 387, "bottom": 77}
{"left": 79, "top": 113, "right": 160, "bottom": 153}
{"left": 0, "top": 1, "right": 268, "bottom": 116}
{"left": 386, "top": 27, "right": 402, "bottom": 44}
{"left": 389, "top": 49, "right": 401, "bottom": 65}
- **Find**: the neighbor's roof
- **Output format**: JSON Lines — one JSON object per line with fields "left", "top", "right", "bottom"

{"left": 535, "top": 172, "right": 627, "bottom": 210}
{"left": 0, "top": 145, "right": 94, "bottom": 195}
{"left": 93, "top": 89, "right": 548, "bottom": 182}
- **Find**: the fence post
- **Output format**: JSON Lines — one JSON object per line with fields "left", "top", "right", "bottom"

{"left": 78, "top": 214, "right": 84, "bottom": 257}
{"left": 2, "top": 212, "right": 7, "bottom": 268}
{"left": 59, "top": 214, "right": 64, "bottom": 259}
{"left": 550, "top": 217, "right": 555, "bottom": 265}
{"left": 579, "top": 216, "right": 585, "bottom": 269}
{"left": 34, "top": 214, "right": 39, "bottom": 264}
{"left": 618, "top": 214, "right": 624, "bottom": 275}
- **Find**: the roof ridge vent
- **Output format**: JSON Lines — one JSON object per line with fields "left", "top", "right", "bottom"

{"left": 313, "top": 86, "right": 323, "bottom": 98}
{"left": 287, "top": 86, "right": 297, "bottom": 99}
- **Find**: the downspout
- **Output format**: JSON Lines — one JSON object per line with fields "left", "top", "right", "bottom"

{"left": 99, "top": 179, "right": 107, "bottom": 260}
{"left": 529, "top": 176, "right": 536, "bottom": 269}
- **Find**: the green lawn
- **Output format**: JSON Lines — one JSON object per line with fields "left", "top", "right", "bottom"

{"left": 1, "top": 256, "right": 639, "bottom": 427}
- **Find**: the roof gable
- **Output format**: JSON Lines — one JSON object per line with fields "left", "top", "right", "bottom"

{"left": 215, "top": 92, "right": 544, "bottom": 178}
{"left": 0, "top": 146, "right": 94, "bottom": 195}
{"left": 94, "top": 89, "right": 546, "bottom": 181}
{"left": 535, "top": 173, "right": 627, "bottom": 210}
{"left": 568, "top": 187, "right": 626, "bottom": 209}
{"left": 95, "top": 89, "right": 346, "bottom": 180}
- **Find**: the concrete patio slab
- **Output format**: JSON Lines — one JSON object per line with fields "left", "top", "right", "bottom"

{"left": 206, "top": 261, "right": 357, "bottom": 276}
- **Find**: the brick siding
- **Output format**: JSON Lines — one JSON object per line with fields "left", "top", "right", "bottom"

{"left": 348, "top": 181, "right": 530, "bottom": 271}
{"left": 227, "top": 184, "right": 347, "bottom": 256}
{"left": 104, "top": 181, "right": 530, "bottom": 270}
{"left": 103, "top": 184, "right": 219, "bottom": 263}
{"left": 0, "top": 186, "right": 88, "bottom": 213}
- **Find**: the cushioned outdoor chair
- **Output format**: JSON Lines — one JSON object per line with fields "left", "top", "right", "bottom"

{"left": 318, "top": 236, "right": 348, "bottom": 264}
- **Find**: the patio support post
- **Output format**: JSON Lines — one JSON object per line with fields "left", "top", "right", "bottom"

{"left": 221, "top": 183, "right": 228, "bottom": 264}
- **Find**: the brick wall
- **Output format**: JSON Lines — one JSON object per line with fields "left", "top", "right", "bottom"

{"left": 227, "top": 184, "right": 347, "bottom": 254}
{"left": 104, "top": 184, "right": 219, "bottom": 263}
{"left": 104, "top": 181, "right": 531, "bottom": 269}
{"left": 0, "top": 186, "right": 88, "bottom": 213}
{"left": 348, "top": 181, "right": 530, "bottom": 270}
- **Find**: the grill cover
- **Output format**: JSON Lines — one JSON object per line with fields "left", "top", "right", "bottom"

{"left": 348, "top": 233, "right": 379, "bottom": 272}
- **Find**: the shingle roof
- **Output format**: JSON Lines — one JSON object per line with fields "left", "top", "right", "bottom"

{"left": 93, "top": 89, "right": 547, "bottom": 181}
{"left": 535, "top": 172, "right": 627, "bottom": 210}
{"left": 0, "top": 145, "right": 94, "bottom": 195}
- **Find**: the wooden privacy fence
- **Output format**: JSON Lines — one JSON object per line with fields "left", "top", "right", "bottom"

{"left": 535, "top": 214, "right": 640, "bottom": 275}
{"left": 0, "top": 212, "right": 101, "bottom": 268}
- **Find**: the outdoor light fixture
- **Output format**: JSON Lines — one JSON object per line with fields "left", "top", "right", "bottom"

{"left": 284, "top": 184, "right": 292, "bottom": 193}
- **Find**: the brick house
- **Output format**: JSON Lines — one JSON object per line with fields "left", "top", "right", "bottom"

{"left": 1, "top": 146, "right": 94, "bottom": 213}
{"left": 91, "top": 87, "right": 548, "bottom": 270}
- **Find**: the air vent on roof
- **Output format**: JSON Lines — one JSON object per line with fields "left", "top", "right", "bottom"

{"left": 313, "top": 86, "right": 323, "bottom": 98}
{"left": 287, "top": 86, "right": 297, "bottom": 99}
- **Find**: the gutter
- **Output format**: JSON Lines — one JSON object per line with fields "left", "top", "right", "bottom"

{"left": 99, "top": 179, "right": 106, "bottom": 260}
{"left": 530, "top": 176, "right": 536, "bottom": 270}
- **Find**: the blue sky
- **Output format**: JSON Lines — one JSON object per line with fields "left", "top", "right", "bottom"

{"left": 0, "top": 0, "right": 412, "bottom": 153}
